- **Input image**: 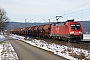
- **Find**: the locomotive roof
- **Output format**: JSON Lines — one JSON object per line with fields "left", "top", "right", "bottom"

{"left": 51, "top": 19, "right": 77, "bottom": 25}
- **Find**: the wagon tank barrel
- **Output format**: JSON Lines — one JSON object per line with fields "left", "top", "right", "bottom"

{"left": 43, "top": 24, "right": 52, "bottom": 32}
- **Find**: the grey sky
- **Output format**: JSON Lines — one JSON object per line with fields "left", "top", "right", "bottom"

{"left": 0, "top": 0, "right": 90, "bottom": 22}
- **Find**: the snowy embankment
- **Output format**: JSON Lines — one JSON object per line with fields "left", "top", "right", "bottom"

{"left": 83, "top": 34, "right": 90, "bottom": 41}
{"left": 0, "top": 35, "right": 18, "bottom": 60}
{"left": 0, "top": 35, "right": 5, "bottom": 41}
{"left": 10, "top": 34, "right": 90, "bottom": 60}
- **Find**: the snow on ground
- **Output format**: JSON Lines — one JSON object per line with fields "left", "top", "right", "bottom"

{"left": 83, "top": 34, "right": 90, "bottom": 41}
{"left": 0, "top": 35, "right": 5, "bottom": 41}
{"left": 0, "top": 34, "right": 18, "bottom": 60}
{"left": 0, "top": 44, "right": 3, "bottom": 60}
{"left": 9, "top": 34, "right": 25, "bottom": 40}
{"left": 9, "top": 34, "right": 90, "bottom": 60}
{"left": 0, "top": 34, "right": 90, "bottom": 60}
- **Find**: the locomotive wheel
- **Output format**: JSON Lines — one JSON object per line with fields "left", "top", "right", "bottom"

{"left": 68, "top": 39, "right": 72, "bottom": 42}
{"left": 68, "top": 38, "right": 80, "bottom": 43}
{"left": 68, "top": 39, "right": 74, "bottom": 42}
{"left": 76, "top": 39, "right": 80, "bottom": 43}
{"left": 64, "top": 38, "right": 68, "bottom": 42}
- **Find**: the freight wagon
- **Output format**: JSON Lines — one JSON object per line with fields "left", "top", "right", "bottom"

{"left": 10, "top": 19, "right": 83, "bottom": 42}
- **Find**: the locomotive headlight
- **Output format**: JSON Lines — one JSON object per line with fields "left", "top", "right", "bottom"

{"left": 79, "top": 32, "right": 82, "bottom": 34}
{"left": 70, "top": 31, "right": 74, "bottom": 34}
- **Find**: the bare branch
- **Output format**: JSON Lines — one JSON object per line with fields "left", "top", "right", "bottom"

{"left": 0, "top": 8, "right": 9, "bottom": 31}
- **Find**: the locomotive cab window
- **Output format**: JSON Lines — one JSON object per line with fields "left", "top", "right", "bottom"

{"left": 71, "top": 24, "right": 80, "bottom": 30}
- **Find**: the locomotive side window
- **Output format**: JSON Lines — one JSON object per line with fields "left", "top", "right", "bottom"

{"left": 66, "top": 25, "right": 68, "bottom": 30}
{"left": 71, "top": 24, "right": 80, "bottom": 30}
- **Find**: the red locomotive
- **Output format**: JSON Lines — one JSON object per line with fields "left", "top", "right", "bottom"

{"left": 10, "top": 19, "right": 83, "bottom": 42}
{"left": 50, "top": 20, "right": 83, "bottom": 42}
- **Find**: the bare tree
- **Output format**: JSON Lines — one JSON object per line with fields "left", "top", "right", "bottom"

{"left": 0, "top": 8, "right": 9, "bottom": 31}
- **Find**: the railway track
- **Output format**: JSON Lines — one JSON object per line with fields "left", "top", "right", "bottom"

{"left": 28, "top": 36, "right": 90, "bottom": 51}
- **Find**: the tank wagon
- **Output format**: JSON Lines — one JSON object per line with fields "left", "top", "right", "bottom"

{"left": 43, "top": 24, "right": 52, "bottom": 37}
{"left": 34, "top": 26, "right": 39, "bottom": 36}
{"left": 10, "top": 19, "right": 83, "bottom": 42}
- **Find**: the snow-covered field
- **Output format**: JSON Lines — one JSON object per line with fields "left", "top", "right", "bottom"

{"left": 83, "top": 34, "right": 90, "bottom": 41}
{"left": 0, "top": 34, "right": 90, "bottom": 60}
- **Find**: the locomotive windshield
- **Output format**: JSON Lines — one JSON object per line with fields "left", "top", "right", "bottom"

{"left": 71, "top": 24, "right": 80, "bottom": 30}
